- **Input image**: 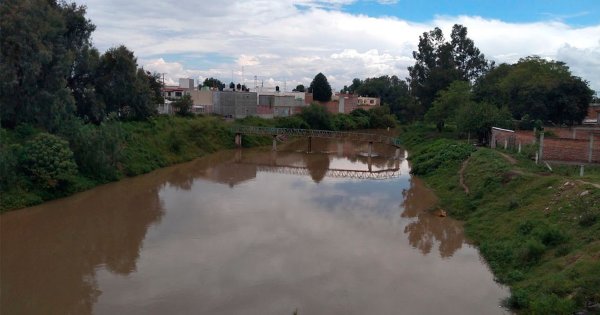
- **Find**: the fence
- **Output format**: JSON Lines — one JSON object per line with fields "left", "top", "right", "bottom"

{"left": 491, "top": 127, "right": 600, "bottom": 164}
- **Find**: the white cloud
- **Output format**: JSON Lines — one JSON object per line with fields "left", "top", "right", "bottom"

{"left": 83, "top": 0, "right": 600, "bottom": 93}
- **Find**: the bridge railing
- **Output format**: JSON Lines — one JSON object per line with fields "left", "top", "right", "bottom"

{"left": 232, "top": 125, "right": 402, "bottom": 147}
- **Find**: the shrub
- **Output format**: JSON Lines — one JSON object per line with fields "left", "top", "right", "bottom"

{"left": 506, "top": 288, "right": 530, "bottom": 309}
{"left": 59, "top": 119, "right": 123, "bottom": 181}
{"left": 300, "top": 103, "right": 333, "bottom": 130}
{"left": 578, "top": 211, "right": 598, "bottom": 227}
{"left": 519, "top": 239, "right": 546, "bottom": 264}
{"left": 535, "top": 226, "right": 567, "bottom": 247}
{"left": 275, "top": 116, "right": 310, "bottom": 129}
{"left": 410, "top": 140, "right": 475, "bottom": 175}
{"left": 20, "top": 133, "right": 78, "bottom": 188}
{"left": 529, "top": 294, "right": 575, "bottom": 314}
{"left": 518, "top": 220, "right": 536, "bottom": 235}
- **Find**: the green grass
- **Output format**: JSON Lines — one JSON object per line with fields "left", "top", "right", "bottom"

{"left": 399, "top": 124, "right": 600, "bottom": 315}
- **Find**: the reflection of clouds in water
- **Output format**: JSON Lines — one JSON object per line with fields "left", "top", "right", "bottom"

{"left": 94, "top": 166, "right": 507, "bottom": 314}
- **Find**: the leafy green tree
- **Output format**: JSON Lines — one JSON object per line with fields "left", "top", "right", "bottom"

{"left": 69, "top": 45, "right": 105, "bottom": 123}
{"left": 408, "top": 24, "right": 491, "bottom": 116}
{"left": 309, "top": 73, "right": 332, "bottom": 102}
{"left": 58, "top": 117, "right": 123, "bottom": 181}
{"left": 0, "top": 0, "right": 95, "bottom": 130}
{"left": 95, "top": 46, "right": 157, "bottom": 120}
{"left": 202, "top": 77, "right": 225, "bottom": 90}
{"left": 173, "top": 94, "right": 193, "bottom": 116}
{"left": 455, "top": 102, "right": 512, "bottom": 144}
{"left": 229, "top": 82, "right": 235, "bottom": 89}
{"left": 474, "top": 56, "right": 593, "bottom": 125}
{"left": 349, "top": 78, "right": 363, "bottom": 94}
{"left": 300, "top": 103, "right": 333, "bottom": 130}
{"left": 352, "top": 75, "right": 416, "bottom": 122}
{"left": 20, "top": 133, "right": 78, "bottom": 188}
{"left": 294, "top": 84, "right": 306, "bottom": 92}
{"left": 145, "top": 71, "right": 164, "bottom": 107}
{"left": 426, "top": 81, "right": 472, "bottom": 131}
{"left": 368, "top": 106, "right": 397, "bottom": 128}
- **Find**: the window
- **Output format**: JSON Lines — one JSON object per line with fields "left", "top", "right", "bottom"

{"left": 175, "top": 92, "right": 182, "bottom": 97}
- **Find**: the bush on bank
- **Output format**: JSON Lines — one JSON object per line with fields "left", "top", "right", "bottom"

{"left": 399, "top": 124, "right": 600, "bottom": 315}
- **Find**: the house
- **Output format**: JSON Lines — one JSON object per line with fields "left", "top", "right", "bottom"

{"left": 162, "top": 86, "right": 186, "bottom": 100}
{"left": 213, "top": 91, "right": 257, "bottom": 119}
{"left": 357, "top": 96, "right": 380, "bottom": 107}
{"left": 188, "top": 90, "right": 214, "bottom": 114}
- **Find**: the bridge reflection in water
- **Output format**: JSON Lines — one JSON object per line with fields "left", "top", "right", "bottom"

{"left": 254, "top": 165, "right": 400, "bottom": 180}
{"left": 226, "top": 137, "right": 405, "bottom": 182}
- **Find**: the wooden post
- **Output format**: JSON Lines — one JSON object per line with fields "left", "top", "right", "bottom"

{"left": 307, "top": 136, "right": 312, "bottom": 153}
{"left": 368, "top": 141, "right": 373, "bottom": 158}
{"left": 272, "top": 135, "right": 277, "bottom": 151}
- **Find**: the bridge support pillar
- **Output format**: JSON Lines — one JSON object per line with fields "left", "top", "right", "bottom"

{"left": 368, "top": 142, "right": 373, "bottom": 158}
{"left": 272, "top": 135, "right": 277, "bottom": 151}
{"left": 307, "top": 136, "right": 312, "bottom": 153}
{"left": 395, "top": 148, "right": 400, "bottom": 160}
{"left": 235, "top": 148, "right": 242, "bottom": 162}
{"left": 235, "top": 133, "right": 242, "bottom": 147}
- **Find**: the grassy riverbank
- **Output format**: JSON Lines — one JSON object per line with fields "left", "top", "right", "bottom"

{"left": 0, "top": 115, "right": 271, "bottom": 212}
{"left": 399, "top": 124, "right": 600, "bottom": 314}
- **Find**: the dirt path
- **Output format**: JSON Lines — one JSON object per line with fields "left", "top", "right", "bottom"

{"left": 459, "top": 156, "right": 471, "bottom": 194}
{"left": 497, "top": 151, "right": 517, "bottom": 165}
{"left": 576, "top": 180, "right": 600, "bottom": 189}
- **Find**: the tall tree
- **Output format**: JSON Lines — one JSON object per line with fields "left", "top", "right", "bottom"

{"left": 69, "top": 46, "right": 104, "bottom": 123}
{"left": 0, "top": 0, "right": 95, "bottom": 130}
{"left": 309, "top": 73, "right": 332, "bottom": 102}
{"left": 407, "top": 24, "right": 491, "bottom": 116}
{"left": 450, "top": 24, "right": 493, "bottom": 82}
{"left": 95, "top": 46, "right": 156, "bottom": 120}
{"left": 474, "top": 56, "right": 593, "bottom": 125}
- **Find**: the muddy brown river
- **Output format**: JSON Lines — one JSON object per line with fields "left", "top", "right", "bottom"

{"left": 0, "top": 138, "right": 510, "bottom": 314}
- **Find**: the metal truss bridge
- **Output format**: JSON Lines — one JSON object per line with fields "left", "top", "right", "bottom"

{"left": 232, "top": 125, "right": 402, "bottom": 147}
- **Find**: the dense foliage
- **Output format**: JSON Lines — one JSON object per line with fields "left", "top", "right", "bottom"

{"left": 0, "top": 0, "right": 160, "bottom": 128}
{"left": 309, "top": 73, "right": 333, "bottom": 102}
{"left": 474, "top": 57, "right": 594, "bottom": 125}
{"left": 407, "top": 24, "right": 493, "bottom": 114}
{"left": 341, "top": 75, "right": 418, "bottom": 123}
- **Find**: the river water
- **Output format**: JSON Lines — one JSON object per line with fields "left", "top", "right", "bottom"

{"left": 0, "top": 137, "right": 510, "bottom": 314}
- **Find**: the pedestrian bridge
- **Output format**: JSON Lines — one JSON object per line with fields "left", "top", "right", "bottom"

{"left": 231, "top": 125, "right": 402, "bottom": 154}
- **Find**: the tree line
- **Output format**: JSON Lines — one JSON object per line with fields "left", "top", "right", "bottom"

{"left": 335, "top": 24, "right": 594, "bottom": 139}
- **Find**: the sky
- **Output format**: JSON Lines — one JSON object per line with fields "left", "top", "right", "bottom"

{"left": 82, "top": 0, "right": 600, "bottom": 93}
